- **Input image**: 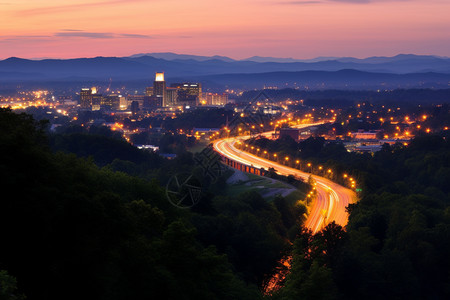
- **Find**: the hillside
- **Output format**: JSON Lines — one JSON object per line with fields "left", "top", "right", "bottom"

{"left": 0, "top": 54, "right": 449, "bottom": 90}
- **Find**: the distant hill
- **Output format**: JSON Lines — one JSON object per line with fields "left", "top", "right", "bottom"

{"left": 1, "top": 54, "right": 449, "bottom": 90}
{"left": 194, "top": 69, "right": 450, "bottom": 90}
{"left": 127, "top": 52, "right": 235, "bottom": 62}
{"left": 122, "top": 53, "right": 450, "bottom": 73}
{"left": 242, "top": 56, "right": 302, "bottom": 63}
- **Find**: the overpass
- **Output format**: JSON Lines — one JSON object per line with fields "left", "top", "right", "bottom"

{"left": 221, "top": 155, "right": 268, "bottom": 176}
{"left": 213, "top": 136, "right": 356, "bottom": 233}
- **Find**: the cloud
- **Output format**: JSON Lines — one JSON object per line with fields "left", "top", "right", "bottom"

{"left": 19, "top": 0, "right": 148, "bottom": 16}
{"left": 53, "top": 31, "right": 153, "bottom": 39}
{"left": 0, "top": 34, "right": 51, "bottom": 42}
{"left": 277, "top": 0, "right": 408, "bottom": 4}
{"left": 328, "top": 0, "right": 411, "bottom": 3}
{"left": 278, "top": 1, "right": 322, "bottom": 4}
{"left": 120, "top": 33, "right": 153, "bottom": 39}
{"left": 328, "top": 0, "right": 371, "bottom": 3}
{"left": 54, "top": 32, "right": 115, "bottom": 39}
{"left": 60, "top": 29, "right": 84, "bottom": 32}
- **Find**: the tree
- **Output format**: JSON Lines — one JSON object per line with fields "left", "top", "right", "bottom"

{"left": 0, "top": 270, "right": 25, "bottom": 300}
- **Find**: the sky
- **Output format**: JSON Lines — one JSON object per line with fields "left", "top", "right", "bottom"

{"left": 0, "top": 0, "right": 449, "bottom": 59}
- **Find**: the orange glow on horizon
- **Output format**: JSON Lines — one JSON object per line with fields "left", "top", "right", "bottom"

{"left": 0, "top": 1, "right": 449, "bottom": 59}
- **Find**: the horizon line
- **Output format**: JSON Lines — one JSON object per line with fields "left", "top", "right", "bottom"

{"left": 1, "top": 52, "right": 448, "bottom": 62}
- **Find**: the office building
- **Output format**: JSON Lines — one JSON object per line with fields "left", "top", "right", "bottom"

{"left": 101, "top": 95, "right": 122, "bottom": 110}
{"left": 153, "top": 72, "right": 166, "bottom": 107}
{"left": 170, "top": 82, "right": 201, "bottom": 107}
{"left": 91, "top": 93, "right": 103, "bottom": 111}
{"left": 202, "top": 92, "right": 228, "bottom": 106}
{"left": 127, "top": 94, "right": 146, "bottom": 109}
{"left": 165, "top": 87, "right": 178, "bottom": 107}
{"left": 80, "top": 88, "right": 93, "bottom": 108}
{"left": 130, "top": 101, "right": 140, "bottom": 116}
{"left": 145, "top": 87, "right": 153, "bottom": 97}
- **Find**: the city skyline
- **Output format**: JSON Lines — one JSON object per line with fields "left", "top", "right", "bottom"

{"left": 1, "top": 0, "right": 449, "bottom": 60}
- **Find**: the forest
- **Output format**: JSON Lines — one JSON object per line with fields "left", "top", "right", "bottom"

{"left": 0, "top": 108, "right": 303, "bottom": 299}
{"left": 238, "top": 88, "right": 450, "bottom": 106}
{"left": 245, "top": 133, "right": 450, "bottom": 299}
{"left": 1, "top": 107, "right": 449, "bottom": 299}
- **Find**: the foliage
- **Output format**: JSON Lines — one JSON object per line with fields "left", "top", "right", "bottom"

{"left": 162, "top": 108, "right": 233, "bottom": 131}
{"left": 0, "top": 270, "right": 26, "bottom": 300}
{"left": 275, "top": 134, "right": 450, "bottom": 299}
{"left": 238, "top": 88, "right": 450, "bottom": 106}
{"left": 190, "top": 191, "right": 301, "bottom": 285}
{"left": 0, "top": 108, "right": 263, "bottom": 299}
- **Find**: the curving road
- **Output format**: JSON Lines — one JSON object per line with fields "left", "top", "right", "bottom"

{"left": 213, "top": 136, "right": 356, "bottom": 233}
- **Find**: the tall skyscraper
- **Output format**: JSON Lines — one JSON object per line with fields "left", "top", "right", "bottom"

{"left": 153, "top": 72, "right": 166, "bottom": 107}
{"left": 80, "top": 88, "right": 93, "bottom": 108}
{"left": 165, "top": 87, "right": 178, "bottom": 107}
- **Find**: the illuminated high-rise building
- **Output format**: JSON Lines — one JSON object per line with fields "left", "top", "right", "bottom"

{"left": 202, "top": 92, "right": 228, "bottom": 106}
{"left": 145, "top": 87, "right": 153, "bottom": 97}
{"left": 170, "top": 82, "right": 201, "bottom": 107}
{"left": 91, "top": 94, "right": 103, "bottom": 111}
{"left": 165, "top": 87, "right": 178, "bottom": 107}
{"left": 80, "top": 88, "right": 93, "bottom": 108}
{"left": 153, "top": 72, "right": 166, "bottom": 107}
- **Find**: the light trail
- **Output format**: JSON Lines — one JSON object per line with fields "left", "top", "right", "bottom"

{"left": 213, "top": 131, "right": 356, "bottom": 233}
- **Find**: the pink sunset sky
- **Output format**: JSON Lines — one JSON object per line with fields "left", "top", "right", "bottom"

{"left": 1, "top": 0, "right": 449, "bottom": 59}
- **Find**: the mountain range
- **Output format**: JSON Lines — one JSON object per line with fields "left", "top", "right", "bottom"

{"left": 0, "top": 53, "right": 449, "bottom": 90}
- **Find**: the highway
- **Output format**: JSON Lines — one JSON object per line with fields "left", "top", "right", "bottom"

{"left": 213, "top": 135, "right": 356, "bottom": 233}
